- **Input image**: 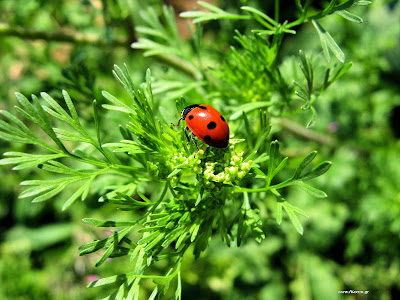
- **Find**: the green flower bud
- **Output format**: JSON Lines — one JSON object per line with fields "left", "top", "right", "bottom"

{"left": 216, "top": 173, "right": 225, "bottom": 183}
{"left": 197, "top": 149, "right": 205, "bottom": 158}
{"left": 193, "top": 166, "right": 202, "bottom": 174}
{"left": 238, "top": 171, "right": 246, "bottom": 179}
{"left": 229, "top": 166, "right": 238, "bottom": 176}
{"left": 225, "top": 173, "right": 232, "bottom": 181}
{"left": 241, "top": 162, "right": 251, "bottom": 172}
{"left": 205, "top": 181, "right": 215, "bottom": 189}
{"left": 171, "top": 176, "right": 179, "bottom": 185}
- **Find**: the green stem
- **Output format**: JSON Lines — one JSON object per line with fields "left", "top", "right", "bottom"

{"left": 274, "top": 0, "right": 280, "bottom": 22}
{"left": 279, "top": 118, "right": 336, "bottom": 146}
{"left": 66, "top": 149, "right": 141, "bottom": 171}
{"left": 234, "top": 182, "right": 289, "bottom": 193}
{"left": 295, "top": 0, "right": 356, "bottom": 25}
{"left": 155, "top": 53, "right": 203, "bottom": 81}
{"left": 148, "top": 182, "right": 169, "bottom": 214}
{"left": 235, "top": 186, "right": 268, "bottom": 193}
{"left": 0, "top": 22, "right": 129, "bottom": 47}
{"left": 286, "top": 18, "right": 306, "bottom": 29}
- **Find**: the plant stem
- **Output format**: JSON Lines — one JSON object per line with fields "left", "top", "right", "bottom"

{"left": 234, "top": 180, "right": 292, "bottom": 194}
{"left": 0, "top": 22, "right": 129, "bottom": 47}
{"left": 274, "top": 0, "right": 280, "bottom": 22}
{"left": 0, "top": 23, "right": 203, "bottom": 80}
{"left": 155, "top": 53, "right": 203, "bottom": 81}
{"left": 279, "top": 118, "right": 336, "bottom": 146}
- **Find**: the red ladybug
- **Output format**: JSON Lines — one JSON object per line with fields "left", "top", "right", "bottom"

{"left": 173, "top": 104, "right": 229, "bottom": 151}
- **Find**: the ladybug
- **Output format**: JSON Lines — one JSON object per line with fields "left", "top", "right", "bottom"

{"left": 173, "top": 104, "right": 229, "bottom": 152}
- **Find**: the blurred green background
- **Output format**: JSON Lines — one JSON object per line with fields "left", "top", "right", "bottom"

{"left": 1, "top": 0, "right": 400, "bottom": 299}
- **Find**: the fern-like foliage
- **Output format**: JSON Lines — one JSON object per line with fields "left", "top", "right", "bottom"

{"left": 0, "top": 64, "right": 331, "bottom": 298}
{"left": 0, "top": 0, "right": 372, "bottom": 298}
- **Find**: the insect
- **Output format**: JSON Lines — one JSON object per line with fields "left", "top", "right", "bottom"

{"left": 173, "top": 104, "right": 229, "bottom": 152}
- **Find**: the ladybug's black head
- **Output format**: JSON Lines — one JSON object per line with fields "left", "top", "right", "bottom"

{"left": 181, "top": 104, "right": 208, "bottom": 118}
{"left": 181, "top": 104, "right": 199, "bottom": 118}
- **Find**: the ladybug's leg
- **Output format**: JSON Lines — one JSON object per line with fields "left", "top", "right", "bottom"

{"left": 171, "top": 117, "right": 184, "bottom": 127}
{"left": 190, "top": 132, "right": 200, "bottom": 155}
{"left": 184, "top": 126, "right": 191, "bottom": 144}
{"left": 183, "top": 126, "right": 200, "bottom": 156}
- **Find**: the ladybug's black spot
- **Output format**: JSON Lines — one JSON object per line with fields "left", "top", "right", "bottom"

{"left": 188, "top": 115, "right": 194, "bottom": 120}
{"left": 220, "top": 115, "right": 226, "bottom": 122}
{"left": 199, "top": 105, "right": 207, "bottom": 110}
{"left": 207, "top": 121, "right": 217, "bottom": 129}
{"left": 204, "top": 135, "right": 211, "bottom": 142}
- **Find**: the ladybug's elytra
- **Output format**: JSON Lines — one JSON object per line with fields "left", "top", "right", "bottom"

{"left": 173, "top": 104, "right": 229, "bottom": 152}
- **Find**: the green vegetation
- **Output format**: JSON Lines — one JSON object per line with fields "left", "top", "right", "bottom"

{"left": 1, "top": 0, "right": 399, "bottom": 299}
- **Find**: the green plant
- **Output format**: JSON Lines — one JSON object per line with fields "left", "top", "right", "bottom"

{"left": 0, "top": 0, "right": 371, "bottom": 298}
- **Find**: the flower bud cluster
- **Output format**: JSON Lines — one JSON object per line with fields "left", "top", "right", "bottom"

{"left": 168, "top": 151, "right": 203, "bottom": 185}
{"left": 147, "top": 149, "right": 203, "bottom": 181}
{"left": 200, "top": 145, "right": 252, "bottom": 190}
{"left": 167, "top": 143, "right": 252, "bottom": 190}
{"left": 147, "top": 160, "right": 171, "bottom": 180}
